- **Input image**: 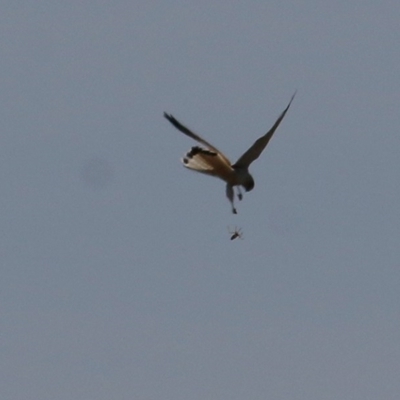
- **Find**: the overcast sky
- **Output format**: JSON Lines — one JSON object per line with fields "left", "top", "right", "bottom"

{"left": 1, "top": 1, "right": 400, "bottom": 399}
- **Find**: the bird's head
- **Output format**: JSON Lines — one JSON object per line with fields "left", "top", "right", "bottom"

{"left": 243, "top": 175, "right": 255, "bottom": 192}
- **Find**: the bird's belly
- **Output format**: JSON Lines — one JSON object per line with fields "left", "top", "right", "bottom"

{"left": 227, "top": 168, "right": 252, "bottom": 187}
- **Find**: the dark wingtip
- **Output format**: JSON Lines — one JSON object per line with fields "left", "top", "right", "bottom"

{"left": 164, "top": 112, "right": 180, "bottom": 128}
{"left": 278, "top": 90, "right": 297, "bottom": 118}
{"left": 288, "top": 90, "right": 297, "bottom": 108}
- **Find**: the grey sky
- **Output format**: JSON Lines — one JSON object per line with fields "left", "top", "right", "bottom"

{"left": 1, "top": 1, "right": 399, "bottom": 399}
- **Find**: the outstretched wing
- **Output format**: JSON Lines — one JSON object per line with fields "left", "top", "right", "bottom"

{"left": 163, "top": 112, "right": 231, "bottom": 165}
{"left": 233, "top": 92, "right": 296, "bottom": 168}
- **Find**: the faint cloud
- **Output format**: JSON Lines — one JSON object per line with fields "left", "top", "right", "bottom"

{"left": 80, "top": 157, "right": 114, "bottom": 190}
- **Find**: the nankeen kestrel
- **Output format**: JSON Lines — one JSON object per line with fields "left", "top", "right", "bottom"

{"left": 164, "top": 92, "right": 295, "bottom": 214}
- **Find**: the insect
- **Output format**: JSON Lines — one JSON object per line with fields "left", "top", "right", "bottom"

{"left": 228, "top": 226, "right": 243, "bottom": 241}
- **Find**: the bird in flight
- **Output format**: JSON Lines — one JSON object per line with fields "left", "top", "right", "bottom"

{"left": 164, "top": 92, "right": 296, "bottom": 214}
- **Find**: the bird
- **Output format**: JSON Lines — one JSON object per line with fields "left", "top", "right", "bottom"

{"left": 164, "top": 92, "right": 296, "bottom": 214}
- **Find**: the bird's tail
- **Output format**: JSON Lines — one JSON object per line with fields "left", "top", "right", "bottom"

{"left": 181, "top": 146, "right": 218, "bottom": 172}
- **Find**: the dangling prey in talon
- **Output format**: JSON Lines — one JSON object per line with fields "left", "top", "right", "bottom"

{"left": 164, "top": 92, "right": 296, "bottom": 214}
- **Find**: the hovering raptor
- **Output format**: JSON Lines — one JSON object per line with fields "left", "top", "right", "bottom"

{"left": 164, "top": 92, "right": 295, "bottom": 214}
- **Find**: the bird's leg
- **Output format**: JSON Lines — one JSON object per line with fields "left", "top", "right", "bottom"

{"left": 237, "top": 186, "right": 243, "bottom": 201}
{"left": 226, "top": 184, "right": 237, "bottom": 214}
